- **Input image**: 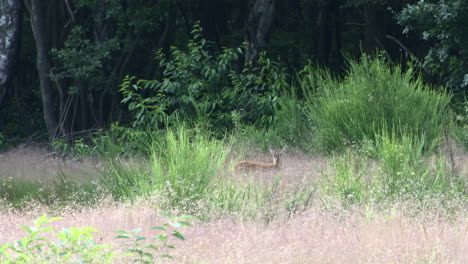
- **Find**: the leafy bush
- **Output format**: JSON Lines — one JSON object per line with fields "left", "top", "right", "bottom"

{"left": 115, "top": 213, "right": 198, "bottom": 263}
{"left": 397, "top": 1, "right": 468, "bottom": 93}
{"left": 119, "top": 23, "right": 289, "bottom": 134}
{"left": 306, "top": 55, "right": 453, "bottom": 153}
{"left": 0, "top": 214, "right": 197, "bottom": 264}
{"left": 271, "top": 90, "right": 313, "bottom": 150}
{"left": 0, "top": 215, "right": 113, "bottom": 263}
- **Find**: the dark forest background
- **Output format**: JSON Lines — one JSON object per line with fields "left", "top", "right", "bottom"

{"left": 0, "top": 0, "right": 466, "bottom": 146}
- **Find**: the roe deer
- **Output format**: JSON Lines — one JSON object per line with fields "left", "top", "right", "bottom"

{"left": 232, "top": 146, "right": 287, "bottom": 173}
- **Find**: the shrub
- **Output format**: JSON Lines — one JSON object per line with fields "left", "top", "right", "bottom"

{"left": 0, "top": 214, "right": 197, "bottom": 264}
{"left": 306, "top": 55, "right": 453, "bottom": 153}
{"left": 0, "top": 215, "right": 113, "bottom": 263}
{"left": 119, "top": 23, "right": 289, "bottom": 135}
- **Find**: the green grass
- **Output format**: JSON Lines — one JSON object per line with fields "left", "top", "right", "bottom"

{"left": 149, "top": 125, "right": 230, "bottom": 209}
{"left": 305, "top": 54, "right": 453, "bottom": 153}
{"left": 375, "top": 130, "right": 465, "bottom": 198}
{"left": 0, "top": 171, "right": 102, "bottom": 209}
{"left": 321, "top": 130, "right": 466, "bottom": 207}
{"left": 321, "top": 149, "right": 369, "bottom": 205}
{"left": 0, "top": 56, "right": 465, "bottom": 220}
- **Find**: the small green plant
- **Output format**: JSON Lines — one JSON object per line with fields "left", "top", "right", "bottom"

{"left": 0, "top": 215, "right": 113, "bottom": 263}
{"left": 0, "top": 214, "right": 198, "bottom": 264}
{"left": 115, "top": 213, "right": 198, "bottom": 263}
{"left": 375, "top": 130, "right": 465, "bottom": 198}
{"left": 52, "top": 137, "right": 97, "bottom": 159}
{"left": 321, "top": 150, "right": 369, "bottom": 205}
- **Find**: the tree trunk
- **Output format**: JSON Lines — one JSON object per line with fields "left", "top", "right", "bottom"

{"left": 25, "top": 0, "right": 58, "bottom": 141}
{"left": 0, "top": 0, "right": 23, "bottom": 105}
{"left": 316, "top": 0, "right": 341, "bottom": 70}
{"left": 199, "top": 0, "right": 227, "bottom": 48}
{"left": 245, "top": 0, "right": 276, "bottom": 63}
{"left": 158, "top": 2, "right": 177, "bottom": 52}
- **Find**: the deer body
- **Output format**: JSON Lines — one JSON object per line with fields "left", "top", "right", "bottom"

{"left": 233, "top": 146, "right": 287, "bottom": 173}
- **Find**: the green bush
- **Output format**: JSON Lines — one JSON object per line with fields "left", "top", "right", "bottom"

{"left": 271, "top": 91, "right": 313, "bottom": 150}
{"left": 0, "top": 214, "right": 197, "bottom": 264}
{"left": 0, "top": 215, "right": 113, "bottom": 263}
{"left": 119, "top": 23, "right": 289, "bottom": 135}
{"left": 306, "top": 55, "right": 453, "bottom": 153}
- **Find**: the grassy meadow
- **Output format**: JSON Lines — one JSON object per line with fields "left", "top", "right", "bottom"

{"left": 0, "top": 56, "right": 466, "bottom": 263}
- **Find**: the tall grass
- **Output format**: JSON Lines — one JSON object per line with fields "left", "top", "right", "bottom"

{"left": 271, "top": 92, "right": 314, "bottom": 150}
{"left": 321, "top": 150, "right": 369, "bottom": 205}
{"left": 322, "top": 130, "right": 466, "bottom": 206}
{"left": 305, "top": 55, "right": 453, "bottom": 153}
{"left": 375, "top": 130, "right": 465, "bottom": 198}
{"left": 99, "top": 125, "right": 230, "bottom": 207}
{"left": 150, "top": 126, "right": 230, "bottom": 208}
{"left": 0, "top": 169, "right": 102, "bottom": 208}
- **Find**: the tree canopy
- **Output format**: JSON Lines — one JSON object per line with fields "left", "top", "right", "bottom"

{"left": 0, "top": 0, "right": 466, "bottom": 144}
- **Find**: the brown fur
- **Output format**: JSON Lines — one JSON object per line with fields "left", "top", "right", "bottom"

{"left": 233, "top": 146, "right": 287, "bottom": 173}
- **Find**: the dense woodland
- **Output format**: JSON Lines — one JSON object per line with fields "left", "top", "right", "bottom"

{"left": 0, "top": 0, "right": 467, "bottom": 145}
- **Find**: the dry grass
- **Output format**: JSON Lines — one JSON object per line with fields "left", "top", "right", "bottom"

{"left": 0, "top": 146, "right": 99, "bottom": 184}
{"left": 0, "top": 204, "right": 466, "bottom": 264}
{"left": 0, "top": 147, "right": 467, "bottom": 263}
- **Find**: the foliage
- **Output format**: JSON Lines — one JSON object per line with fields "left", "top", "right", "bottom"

{"left": 98, "top": 124, "right": 230, "bottom": 207}
{"left": 52, "top": 137, "right": 97, "bottom": 159}
{"left": 322, "top": 130, "right": 466, "bottom": 205}
{"left": 115, "top": 213, "right": 198, "bottom": 263}
{"left": 0, "top": 214, "right": 197, "bottom": 264}
{"left": 50, "top": 26, "right": 120, "bottom": 94}
{"left": 306, "top": 54, "right": 452, "bottom": 153}
{"left": 322, "top": 150, "right": 369, "bottom": 205}
{"left": 374, "top": 130, "right": 464, "bottom": 197}
{"left": 51, "top": 123, "right": 163, "bottom": 159}
{"left": 270, "top": 90, "right": 312, "bottom": 149}
{"left": 453, "top": 101, "right": 468, "bottom": 150}
{"left": 397, "top": 0, "right": 468, "bottom": 93}
{"left": 0, "top": 215, "right": 113, "bottom": 263}
{"left": 119, "top": 23, "right": 289, "bottom": 134}
{"left": 149, "top": 125, "right": 230, "bottom": 208}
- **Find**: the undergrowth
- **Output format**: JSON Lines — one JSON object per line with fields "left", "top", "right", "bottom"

{"left": 0, "top": 214, "right": 198, "bottom": 264}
